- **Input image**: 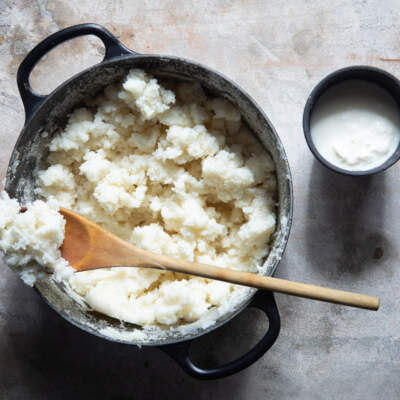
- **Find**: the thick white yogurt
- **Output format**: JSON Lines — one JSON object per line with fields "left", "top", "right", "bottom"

{"left": 310, "top": 80, "right": 400, "bottom": 171}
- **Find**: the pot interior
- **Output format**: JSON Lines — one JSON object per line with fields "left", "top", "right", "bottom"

{"left": 6, "top": 55, "right": 293, "bottom": 345}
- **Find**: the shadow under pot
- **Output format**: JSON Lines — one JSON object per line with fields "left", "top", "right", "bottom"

{"left": 303, "top": 66, "right": 400, "bottom": 176}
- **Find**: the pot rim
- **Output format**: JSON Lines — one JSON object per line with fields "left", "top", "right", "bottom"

{"left": 8, "top": 52, "right": 294, "bottom": 346}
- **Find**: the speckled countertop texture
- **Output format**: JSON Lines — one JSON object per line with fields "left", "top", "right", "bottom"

{"left": 1, "top": 1, "right": 400, "bottom": 399}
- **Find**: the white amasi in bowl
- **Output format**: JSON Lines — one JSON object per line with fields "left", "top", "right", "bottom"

{"left": 311, "top": 80, "right": 400, "bottom": 171}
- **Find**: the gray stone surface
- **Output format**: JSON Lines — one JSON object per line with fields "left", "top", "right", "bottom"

{"left": 1, "top": 0, "right": 400, "bottom": 398}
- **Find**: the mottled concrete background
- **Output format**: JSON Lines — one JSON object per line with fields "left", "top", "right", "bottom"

{"left": 1, "top": 0, "right": 400, "bottom": 399}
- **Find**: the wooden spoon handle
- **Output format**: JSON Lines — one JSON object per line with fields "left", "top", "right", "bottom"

{"left": 144, "top": 253, "right": 379, "bottom": 311}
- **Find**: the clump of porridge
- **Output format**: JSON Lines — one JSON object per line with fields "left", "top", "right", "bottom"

{"left": 0, "top": 69, "right": 277, "bottom": 328}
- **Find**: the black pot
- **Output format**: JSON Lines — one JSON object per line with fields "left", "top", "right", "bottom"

{"left": 6, "top": 24, "right": 293, "bottom": 379}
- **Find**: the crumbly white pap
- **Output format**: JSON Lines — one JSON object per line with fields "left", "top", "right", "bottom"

{"left": 1, "top": 69, "right": 277, "bottom": 328}
{"left": 0, "top": 192, "right": 73, "bottom": 285}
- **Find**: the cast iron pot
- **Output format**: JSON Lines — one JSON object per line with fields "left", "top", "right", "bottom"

{"left": 6, "top": 24, "right": 293, "bottom": 380}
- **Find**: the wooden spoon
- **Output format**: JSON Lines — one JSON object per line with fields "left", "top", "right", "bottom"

{"left": 59, "top": 208, "right": 379, "bottom": 311}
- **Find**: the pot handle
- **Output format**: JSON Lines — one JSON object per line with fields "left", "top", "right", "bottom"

{"left": 17, "top": 23, "right": 136, "bottom": 123}
{"left": 159, "top": 291, "right": 280, "bottom": 380}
